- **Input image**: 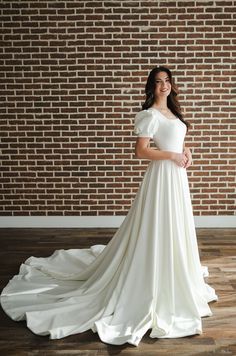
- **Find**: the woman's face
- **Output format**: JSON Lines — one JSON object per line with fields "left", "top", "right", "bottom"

{"left": 154, "top": 71, "right": 171, "bottom": 98}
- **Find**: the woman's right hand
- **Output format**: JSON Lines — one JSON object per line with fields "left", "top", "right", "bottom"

{"left": 171, "top": 152, "right": 188, "bottom": 167}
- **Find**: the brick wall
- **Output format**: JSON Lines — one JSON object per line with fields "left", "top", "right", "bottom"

{"left": 0, "top": 0, "right": 235, "bottom": 217}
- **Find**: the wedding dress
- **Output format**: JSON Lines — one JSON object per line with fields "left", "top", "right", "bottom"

{"left": 0, "top": 107, "right": 218, "bottom": 346}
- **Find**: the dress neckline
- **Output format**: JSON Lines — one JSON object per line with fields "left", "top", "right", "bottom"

{"left": 150, "top": 107, "right": 179, "bottom": 121}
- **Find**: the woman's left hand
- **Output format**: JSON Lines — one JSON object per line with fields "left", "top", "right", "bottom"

{"left": 183, "top": 147, "right": 192, "bottom": 168}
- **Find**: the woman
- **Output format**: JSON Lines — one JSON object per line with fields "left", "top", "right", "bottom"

{"left": 1, "top": 66, "right": 217, "bottom": 347}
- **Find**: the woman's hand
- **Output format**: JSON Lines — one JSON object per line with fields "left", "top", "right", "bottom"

{"left": 183, "top": 147, "right": 192, "bottom": 168}
{"left": 171, "top": 152, "right": 188, "bottom": 167}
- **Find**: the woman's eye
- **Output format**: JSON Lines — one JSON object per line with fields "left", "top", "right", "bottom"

{"left": 156, "top": 79, "right": 170, "bottom": 83}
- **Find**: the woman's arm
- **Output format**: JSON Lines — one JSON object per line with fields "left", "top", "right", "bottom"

{"left": 135, "top": 137, "right": 188, "bottom": 167}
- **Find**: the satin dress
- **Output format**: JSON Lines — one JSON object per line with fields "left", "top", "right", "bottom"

{"left": 0, "top": 107, "right": 218, "bottom": 346}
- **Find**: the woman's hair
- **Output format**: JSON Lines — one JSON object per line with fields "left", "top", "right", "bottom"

{"left": 141, "top": 66, "right": 190, "bottom": 131}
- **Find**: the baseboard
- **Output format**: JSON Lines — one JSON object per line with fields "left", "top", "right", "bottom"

{"left": 0, "top": 216, "right": 235, "bottom": 228}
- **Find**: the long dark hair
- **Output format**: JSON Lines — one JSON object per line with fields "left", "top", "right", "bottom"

{"left": 141, "top": 66, "right": 190, "bottom": 131}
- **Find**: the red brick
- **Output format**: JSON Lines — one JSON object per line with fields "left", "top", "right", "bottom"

{"left": 0, "top": 1, "right": 235, "bottom": 217}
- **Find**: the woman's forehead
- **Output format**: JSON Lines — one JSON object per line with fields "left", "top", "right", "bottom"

{"left": 155, "top": 71, "right": 169, "bottom": 80}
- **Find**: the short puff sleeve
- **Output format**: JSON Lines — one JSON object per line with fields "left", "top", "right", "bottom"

{"left": 134, "top": 109, "right": 159, "bottom": 138}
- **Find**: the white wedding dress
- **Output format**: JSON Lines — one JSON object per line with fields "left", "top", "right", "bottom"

{"left": 0, "top": 108, "right": 218, "bottom": 346}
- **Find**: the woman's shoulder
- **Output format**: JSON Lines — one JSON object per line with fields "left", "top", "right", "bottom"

{"left": 134, "top": 108, "right": 159, "bottom": 137}
{"left": 134, "top": 108, "right": 155, "bottom": 120}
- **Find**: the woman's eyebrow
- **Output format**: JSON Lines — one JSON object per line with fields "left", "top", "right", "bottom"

{"left": 156, "top": 77, "right": 169, "bottom": 81}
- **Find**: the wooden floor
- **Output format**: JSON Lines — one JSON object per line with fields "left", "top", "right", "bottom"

{"left": 0, "top": 228, "right": 235, "bottom": 356}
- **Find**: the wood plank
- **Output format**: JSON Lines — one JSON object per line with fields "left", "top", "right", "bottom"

{"left": 0, "top": 228, "right": 235, "bottom": 356}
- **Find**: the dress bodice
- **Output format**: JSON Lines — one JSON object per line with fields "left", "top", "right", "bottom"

{"left": 134, "top": 108, "right": 187, "bottom": 154}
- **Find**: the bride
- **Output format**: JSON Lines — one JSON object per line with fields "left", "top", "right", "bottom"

{"left": 0, "top": 66, "right": 218, "bottom": 346}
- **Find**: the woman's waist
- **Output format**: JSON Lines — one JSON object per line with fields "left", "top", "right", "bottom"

{"left": 153, "top": 146, "right": 183, "bottom": 154}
